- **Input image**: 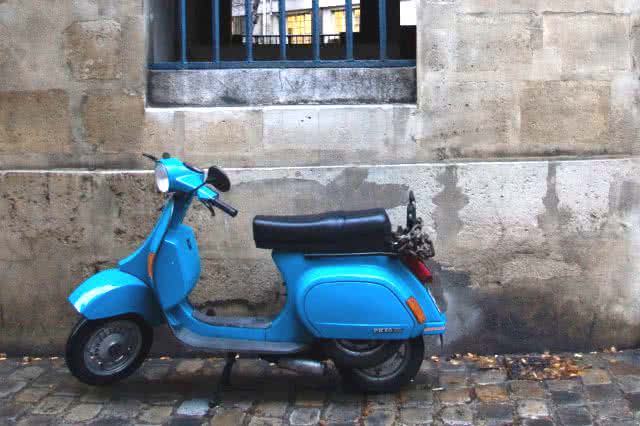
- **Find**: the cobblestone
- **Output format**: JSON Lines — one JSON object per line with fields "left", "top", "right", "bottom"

{"left": 475, "top": 384, "right": 509, "bottom": 402}
{"left": 1, "top": 350, "right": 640, "bottom": 425}
{"left": 64, "top": 403, "right": 102, "bottom": 422}
{"left": 437, "top": 387, "right": 472, "bottom": 405}
{"left": 475, "top": 402, "right": 514, "bottom": 425}
{"left": 363, "top": 409, "right": 395, "bottom": 426}
{"left": 289, "top": 407, "right": 321, "bottom": 426}
{"left": 517, "top": 400, "right": 550, "bottom": 418}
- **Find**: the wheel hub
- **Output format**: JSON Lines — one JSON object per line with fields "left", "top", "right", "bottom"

{"left": 84, "top": 320, "right": 142, "bottom": 376}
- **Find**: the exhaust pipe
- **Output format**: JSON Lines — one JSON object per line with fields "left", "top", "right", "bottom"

{"left": 276, "top": 358, "right": 328, "bottom": 376}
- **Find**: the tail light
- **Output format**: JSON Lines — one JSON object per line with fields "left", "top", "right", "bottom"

{"left": 403, "top": 255, "right": 433, "bottom": 284}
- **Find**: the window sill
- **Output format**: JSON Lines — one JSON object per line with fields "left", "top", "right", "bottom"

{"left": 148, "top": 67, "right": 416, "bottom": 107}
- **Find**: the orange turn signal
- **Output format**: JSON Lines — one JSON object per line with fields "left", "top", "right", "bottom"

{"left": 406, "top": 297, "right": 426, "bottom": 324}
{"left": 147, "top": 252, "right": 156, "bottom": 279}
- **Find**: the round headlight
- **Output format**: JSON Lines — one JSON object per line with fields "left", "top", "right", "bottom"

{"left": 155, "top": 164, "right": 170, "bottom": 193}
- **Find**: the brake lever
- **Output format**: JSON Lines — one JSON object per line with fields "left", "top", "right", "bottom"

{"left": 203, "top": 199, "right": 216, "bottom": 217}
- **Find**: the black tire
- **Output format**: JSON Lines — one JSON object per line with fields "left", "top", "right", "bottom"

{"left": 65, "top": 315, "right": 153, "bottom": 386}
{"left": 338, "top": 336, "right": 424, "bottom": 393}
{"left": 322, "top": 339, "right": 403, "bottom": 368}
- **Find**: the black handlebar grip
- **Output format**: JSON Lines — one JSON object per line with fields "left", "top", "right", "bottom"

{"left": 210, "top": 199, "right": 238, "bottom": 217}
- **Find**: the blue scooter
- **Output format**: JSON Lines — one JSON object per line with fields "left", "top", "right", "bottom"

{"left": 65, "top": 154, "right": 446, "bottom": 393}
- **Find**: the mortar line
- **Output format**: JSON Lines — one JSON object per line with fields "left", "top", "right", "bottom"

{"left": 0, "top": 156, "right": 636, "bottom": 175}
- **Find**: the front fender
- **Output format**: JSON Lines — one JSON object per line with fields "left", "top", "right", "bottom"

{"left": 69, "top": 269, "right": 164, "bottom": 326}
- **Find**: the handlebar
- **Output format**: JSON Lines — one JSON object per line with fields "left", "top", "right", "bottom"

{"left": 209, "top": 198, "right": 238, "bottom": 217}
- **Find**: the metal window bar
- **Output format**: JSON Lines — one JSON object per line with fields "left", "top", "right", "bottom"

{"left": 245, "top": 0, "right": 253, "bottom": 61}
{"left": 345, "top": 0, "right": 353, "bottom": 60}
{"left": 151, "top": 0, "right": 414, "bottom": 69}
{"left": 212, "top": 0, "right": 220, "bottom": 63}
{"left": 279, "top": 0, "right": 286, "bottom": 60}
{"left": 179, "top": 0, "right": 187, "bottom": 64}
{"left": 378, "top": 0, "right": 387, "bottom": 60}
{"left": 312, "top": 0, "right": 320, "bottom": 61}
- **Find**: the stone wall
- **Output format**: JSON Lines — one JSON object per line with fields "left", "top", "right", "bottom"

{"left": 0, "top": 0, "right": 638, "bottom": 354}
{"left": 1, "top": 159, "right": 638, "bottom": 355}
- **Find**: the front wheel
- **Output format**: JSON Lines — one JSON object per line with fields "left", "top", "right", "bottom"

{"left": 65, "top": 315, "right": 153, "bottom": 386}
{"left": 337, "top": 337, "right": 424, "bottom": 393}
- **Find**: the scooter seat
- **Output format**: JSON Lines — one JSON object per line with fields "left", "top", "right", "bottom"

{"left": 253, "top": 209, "right": 392, "bottom": 253}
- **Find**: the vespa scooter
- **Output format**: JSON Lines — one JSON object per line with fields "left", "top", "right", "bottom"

{"left": 65, "top": 154, "right": 446, "bottom": 393}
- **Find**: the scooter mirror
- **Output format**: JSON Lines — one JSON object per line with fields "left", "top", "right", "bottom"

{"left": 206, "top": 166, "right": 231, "bottom": 192}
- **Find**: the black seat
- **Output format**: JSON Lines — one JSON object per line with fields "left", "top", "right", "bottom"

{"left": 253, "top": 209, "right": 392, "bottom": 253}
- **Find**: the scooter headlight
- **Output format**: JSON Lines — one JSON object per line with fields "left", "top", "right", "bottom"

{"left": 155, "top": 164, "right": 170, "bottom": 193}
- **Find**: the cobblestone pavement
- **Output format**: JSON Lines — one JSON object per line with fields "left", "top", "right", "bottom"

{"left": 2, "top": 349, "right": 640, "bottom": 425}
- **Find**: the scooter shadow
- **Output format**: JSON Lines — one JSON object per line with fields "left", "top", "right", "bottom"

{"left": 111, "top": 358, "right": 357, "bottom": 404}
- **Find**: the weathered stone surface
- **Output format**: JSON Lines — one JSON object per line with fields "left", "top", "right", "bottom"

{"left": 440, "top": 405, "right": 474, "bottom": 425}
{"left": 149, "top": 68, "right": 416, "bottom": 107}
{"left": 175, "top": 359, "right": 205, "bottom": 376}
{"left": 455, "top": 14, "right": 542, "bottom": 72}
{"left": 210, "top": 408, "right": 247, "bottom": 426}
{"left": 65, "top": 403, "right": 102, "bottom": 422}
{"left": 438, "top": 388, "right": 472, "bottom": 405}
{"left": 253, "top": 401, "right": 288, "bottom": 419}
{"left": 517, "top": 400, "right": 550, "bottom": 419}
{"left": 520, "top": 81, "right": 610, "bottom": 149}
{"left": 364, "top": 409, "right": 395, "bottom": 426}
{"left": 14, "top": 387, "right": 51, "bottom": 403}
{"left": 0, "top": 90, "right": 71, "bottom": 155}
{"left": 289, "top": 407, "right": 320, "bottom": 426}
{"left": 83, "top": 92, "right": 143, "bottom": 153}
{"left": 176, "top": 398, "right": 211, "bottom": 416}
{"left": 543, "top": 14, "right": 631, "bottom": 76}
{"left": 139, "top": 405, "right": 175, "bottom": 423}
{"left": 63, "top": 20, "right": 122, "bottom": 80}
{"left": 475, "top": 385, "right": 509, "bottom": 403}
{"left": 400, "top": 406, "right": 434, "bottom": 425}
{"left": 0, "top": 381, "right": 27, "bottom": 398}
{"left": 475, "top": 403, "right": 514, "bottom": 425}
{"left": 581, "top": 369, "right": 612, "bottom": 386}
{"left": 555, "top": 406, "right": 592, "bottom": 426}
{"left": 33, "top": 396, "right": 74, "bottom": 415}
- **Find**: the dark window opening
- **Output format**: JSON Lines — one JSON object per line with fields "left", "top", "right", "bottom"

{"left": 149, "top": 0, "right": 417, "bottom": 69}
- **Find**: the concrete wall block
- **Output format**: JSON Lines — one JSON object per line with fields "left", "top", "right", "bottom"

{"left": 0, "top": 1, "right": 70, "bottom": 90}
{"left": 0, "top": 90, "right": 71, "bottom": 154}
{"left": 148, "top": 68, "right": 416, "bottom": 107}
{"left": 184, "top": 108, "right": 263, "bottom": 157}
{"left": 63, "top": 20, "right": 122, "bottom": 81}
{"left": 461, "top": 0, "right": 636, "bottom": 13}
{"left": 83, "top": 92, "right": 144, "bottom": 153}
{"left": 610, "top": 74, "right": 640, "bottom": 152}
{"left": 632, "top": 19, "right": 640, "bottom": 71}
{"left": 520, "top": 81, "right": 610, "bottom": 148}
{"left": 455, "top": 14, "right": 542, "bottom": 72}
{"left": 459, "top": 0, "right": 538, "bottom": 14}
{"left": 142, "top": 109, "right": 180, "bottom": 155}
{"left": 543, "top": 14, "right": 631, "bottom": 77}
{"left": 539, "top": 0, "right": 636, "bottom": 13}
{"left": 417, "top": 80, "right": 519, "bottom": 158}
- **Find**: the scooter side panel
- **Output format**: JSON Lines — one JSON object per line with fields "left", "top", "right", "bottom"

{"left": 303, "top": 281, "right": 415, "bottom": 340}
{"left": 273, "top": 253, "right": 438, "bottom": 340}
{"left": 154, "top": 225, "right": 201, "bottom": 309}
{"left": 68, "top": 269, "right": 164, "bottom": 326}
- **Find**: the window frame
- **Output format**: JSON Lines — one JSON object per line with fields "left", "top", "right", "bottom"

{"left": 149, "top": 0, "right": 415, "bottom": 70}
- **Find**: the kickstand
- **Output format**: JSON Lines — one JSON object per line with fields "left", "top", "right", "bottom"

{"left": 210, "top": 354, "right": 236, "bottom": 408}
{"left": 439, "top": 334, "right": 444, "bottom": 351}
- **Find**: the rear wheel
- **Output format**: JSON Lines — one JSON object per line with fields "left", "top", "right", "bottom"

{"left": 338, "top": 337, "right": 424, "bottom": 393}
{"left": 65, "top": 315, "right": 153, "bottom": 386}
{"left": 323, "top": 339, "right": 402, "bottom": 368}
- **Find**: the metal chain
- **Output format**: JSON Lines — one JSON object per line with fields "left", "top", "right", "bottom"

{"left": 391, "top": 217, "right": 435, "bottom": 260}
